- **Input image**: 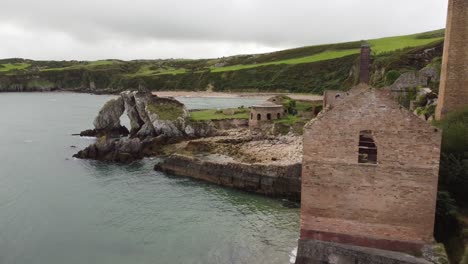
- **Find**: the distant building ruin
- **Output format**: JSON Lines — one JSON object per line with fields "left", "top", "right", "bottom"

{"left": 296, "top": 84, "right": 442, "bottom": 263}
{"left": 436, "top": 0, "right": 468, "bottom": 119}
{"left": 249, "top": 102, "right": 284, "bottom": 128}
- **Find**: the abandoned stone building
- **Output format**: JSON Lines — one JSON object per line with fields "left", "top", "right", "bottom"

{"left": 295, "top": 84, "right": 442, "bottom": 263}
{"left": 436, "top": 0, "right": 468, "bottom": 120}
{"left": 248, "top": 101, "right": 284, "bottom": 128}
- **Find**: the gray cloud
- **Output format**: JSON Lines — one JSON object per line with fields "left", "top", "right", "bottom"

{"left": 0, "top": 0, "right": 448, "bottom": 60}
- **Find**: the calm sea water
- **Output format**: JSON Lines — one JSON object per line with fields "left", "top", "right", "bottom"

{"left": 0, "top": 92, "right": 300, "bottom": 264}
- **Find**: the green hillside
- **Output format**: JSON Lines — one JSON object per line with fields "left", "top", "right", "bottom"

{"left": 0, "top": 29, "right": 445, "bottom": 94}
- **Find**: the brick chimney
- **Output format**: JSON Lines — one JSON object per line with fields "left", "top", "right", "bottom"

{"left": 359, "top": 42, "right": 371, "bottom": 84}
{"left": 435, "top": 0, "right": 468, "bottom": 120}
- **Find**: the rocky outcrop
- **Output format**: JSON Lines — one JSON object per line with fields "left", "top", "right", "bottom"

{"left": 389, "top": 66, "right": 439, "bottom": 92}
{"left": 77, "top": 96, "right": 129, "bottom": 137}
{"left": 78, "top": 90, "right": 190, "bottom": 138}
{"left": 154, "top": 154, "right": 302, "bottom": 201}
{"left": 91, "top": 96, "right": 129, "bottom": 137}
{"left": 121, "top": 91, "right": 145, "bottom": 135}
{"left": 74, "top": 90, "right": 219, "bottom": 162}
{"left": 73, "top": 135, "right": 182, "bottom": 163}
{"left": 146, "top": 97, "right": 189, "bottom": 137}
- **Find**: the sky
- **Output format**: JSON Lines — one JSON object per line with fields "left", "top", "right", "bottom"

{"left": 0, "top": 0, "right": 448, "bottom": 61}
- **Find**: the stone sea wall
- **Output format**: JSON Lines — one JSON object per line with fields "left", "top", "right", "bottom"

{"left": 154, "top": 154, "right": 301, "bottom": 201}
{"left": 295, "top": 239, "right": 448, "bottom": 264}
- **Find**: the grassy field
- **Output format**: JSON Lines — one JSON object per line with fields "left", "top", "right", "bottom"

{"left": 190, "top": 108, "right": 249, "bottom": 121}
{"left": 11, "top": 29, "right": 444, "bottom": 77}
{"left": 0, "top": 29, "right": 445, "bottom": 94}
{"left": 0, "top": 63, "right": 31, "bottom": 72}
{"left": 126, "top": 65, "right": 187, "bottom": 77}
{"left": 211, "top": 49, "right": 360, "bottom": 72}
{"left": 211, "top": 31, "right": 444, "bottom": 73}
{"left": 40, "top": 60, "right": 119, "bottom": 71}
{"left": 368, "top": 34, "right": 444, "bottom": 54}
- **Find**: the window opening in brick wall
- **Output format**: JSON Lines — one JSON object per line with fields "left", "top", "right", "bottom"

{"left": 358, "top": 130, "right": 377, "bottom": 164}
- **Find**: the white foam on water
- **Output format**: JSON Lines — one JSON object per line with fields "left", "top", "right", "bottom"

{"left": 289, "top": 247, "right": 297, "bottom": 263}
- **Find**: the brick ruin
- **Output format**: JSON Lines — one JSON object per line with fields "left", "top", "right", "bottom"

{"left": 359, "top": 43, "right": 371, "bottom": 84}
{"left": 296, "top": 85, "right": 442, "bottom": 263}
{"left": 248, "top": 101, "right": 284, "bottom": 128}
{"left": 436, "top": 0, "right": 468, "bottom": 119}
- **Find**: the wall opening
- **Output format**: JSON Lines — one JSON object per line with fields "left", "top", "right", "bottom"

{"left": 257, "top": 113, "right": 261, "bottom": 120}
{"left": 267, "top": 113, "right": 271, "bottom": 120}
{"left": 358, "top": 130, "right": 377, "bottom": 164}
{"left": 251, "top": 113, "right": 253, "bottom": 120}
{"left": 277, "top": 113, "right": 281, "bottom": 119}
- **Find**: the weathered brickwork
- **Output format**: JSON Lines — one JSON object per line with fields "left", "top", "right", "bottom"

{"left": 300, "top": 85, "right": 442, "bottom": 256}
{"left": 360, "top": 43, "right": 371, "bottom": 84}
{"left": 436, "top": 0, "right": 468, "bottom": 119}
{"left": 249, "top": 102, "right": 284, "bottom": 128}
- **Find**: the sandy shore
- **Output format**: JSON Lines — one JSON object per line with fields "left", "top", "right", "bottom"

{"left": 154, "top": 91, "right": 323, "bottom": 101}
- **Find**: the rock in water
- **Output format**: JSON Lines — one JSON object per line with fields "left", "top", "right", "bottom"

{"left": 121, "top": 91, "right": 145, "bottom": 136}
{"left": 93, "top": 96, "right": 125, "bottom": 130}
{"left": 145, "top": 97, "right": 189, "bottom": 137}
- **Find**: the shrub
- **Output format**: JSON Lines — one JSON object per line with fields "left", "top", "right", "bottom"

{"left": 385, "top": 70, "right": 401, "bottom": 86}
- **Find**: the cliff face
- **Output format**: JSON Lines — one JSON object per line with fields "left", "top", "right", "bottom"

{"left": 154, "top": 154, "right": 302, "bottom": 201}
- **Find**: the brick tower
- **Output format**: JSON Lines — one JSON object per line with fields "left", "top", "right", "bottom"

{"left": 359, "top": 42, "right": 371, "bottom": 84}
{"left": 435, "top": 0, "right": 468, "bottom": 120}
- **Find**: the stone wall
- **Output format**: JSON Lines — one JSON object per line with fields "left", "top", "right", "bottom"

{"left": 296, "top": 239, "right": 436, "bottom": 264}
{"left": 301, "top": 86, "right": 441, "bottom": 254}
{"left": 154, "top": 154, "right": 301, "bottom": 201}
{"left": 436, "top": 0, "right": 468, "bottom": 119}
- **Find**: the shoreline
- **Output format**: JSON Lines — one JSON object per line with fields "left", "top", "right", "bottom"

{"left": 0, "top": 89, "right": 323, "bottom": 101}
{"left": 154, "top": 91, "right": 323, "bottom": 101}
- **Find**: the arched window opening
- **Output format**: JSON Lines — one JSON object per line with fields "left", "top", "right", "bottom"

{"left": 257, "top": 114, "right": 261, "bottom": 120}
{"left": 277, "top": 113, "right": 281, "bottom": 119}
{"left": 251, "top": 113, "right": 253, "bottom": 120}
{"left": 358, "top": 130, "right": 377, "bottom": 164}
{"left": 267, "top": 113, "right": 271, "bottom": 120}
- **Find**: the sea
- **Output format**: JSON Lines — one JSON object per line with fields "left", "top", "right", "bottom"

{"left": 0, "top": 92, "right": 300, "bottom": 264}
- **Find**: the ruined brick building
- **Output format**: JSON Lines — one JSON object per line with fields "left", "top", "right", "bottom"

{"left": 296, "top": 84, "right": 442, "bottom": 263}
{"left": 249, "top": 101, "right": 284, "bottom": 128}
{"left": 295, "top": 14, "right": 443, "bottom": 264}
{"left": 436, "top": 0, "right": 468, "bottom": 120}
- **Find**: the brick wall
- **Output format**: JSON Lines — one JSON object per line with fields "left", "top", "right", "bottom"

{"left": 436, "top": 0, "right": 468, "bottom": 119}
{"left": 360, "top": 44, "right": 371, "bottom": 84}
{"left": 301, "top": 87, "right": 441, "bottom": 253}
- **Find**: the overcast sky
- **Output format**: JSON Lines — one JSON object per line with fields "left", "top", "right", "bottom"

{"left": 0, "top": 0, "right": 448, "bottom": 61}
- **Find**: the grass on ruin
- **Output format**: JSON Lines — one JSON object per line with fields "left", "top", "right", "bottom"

{"left": 0, "top": 63, "right": 31, "bottom": 72}
{"left": 274, "top": 114, "right": 307, "bottom": 126}
{"left": 190, "top": 108, "right": 249, "bottom": 121}
{"left": 295, "top": 101, "right": 314, "bottom": 112}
